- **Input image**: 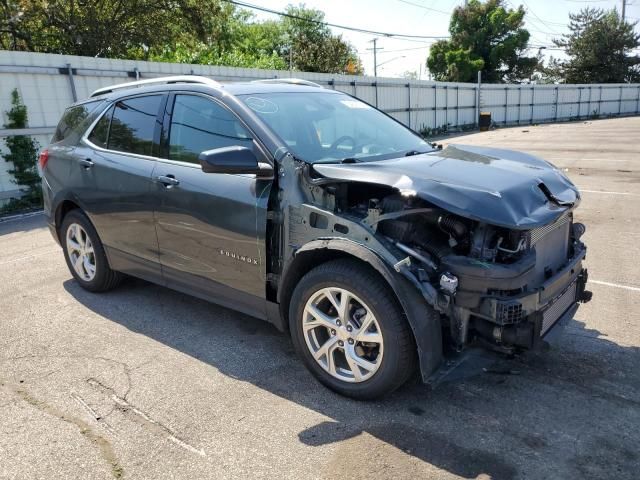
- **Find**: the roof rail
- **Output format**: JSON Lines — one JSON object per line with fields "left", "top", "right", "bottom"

{"left": 90, "top": 75, "right": 221, "bottom": 98}
{"left": 251, "top": 78, "right": 324, "bottom": 88}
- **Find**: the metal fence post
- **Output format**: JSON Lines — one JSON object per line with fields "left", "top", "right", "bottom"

{"left": 444, "top": 85, "right": 448, "bottom": 128}
{"left": 599, "top": 85, "right": 602, "bottom": 116}
{"left": 517, "top": 85, "right": 522, "bottom": 125}
{"left": 65, "top": 63, "right": 77, "bottom": 102}
{"left": 374, "top": 81, "right": 378, "bottom": 107}
{"left": 434, "top": 85, "right": 438, "bottom": 128}
{"left": 618, "top": 85, "right": 623, "bottom": 115}
{"left": 504, "top": 86, "right": 508, "bottom": 125}
{"left": 407, "top": 82, "right": 411, "bottom": 129}
{"left": 455, "top": 85, "right": 460, "bottom": 128}
{"left": 636, "top": 85, "right": 640, "bottom": 114}
{"left": 577, "top": 87, "right": 582, "bottom": 120}
{"left": 554, "top": 86, "right": 559, "bottom": 122}
{"left": 531, "top": 86, "right": 535, "bottom": 124}
{"left": 475, "top": 71, "right": 481, "bottom": 127}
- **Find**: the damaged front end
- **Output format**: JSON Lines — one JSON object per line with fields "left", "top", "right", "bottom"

{"left": 280, "top": 144, "right": 592, "bottom": 383}
{"left": 382, "top": 201, "right": 591, "bottom": 354}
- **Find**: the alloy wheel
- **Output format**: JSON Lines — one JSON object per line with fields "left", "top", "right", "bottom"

{"left": 66, "top": 223, "right": 96, "bottom": 281}
{"left": 302, "top": 287, "right": 384, "bottom": 383}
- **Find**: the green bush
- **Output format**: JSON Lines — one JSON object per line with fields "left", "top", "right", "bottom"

{"left": 1, "top": 89, "right": 42, "bottom": 215}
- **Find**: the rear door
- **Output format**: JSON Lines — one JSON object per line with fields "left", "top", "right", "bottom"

{"left": 79, "top": 94, "right": 166, "bottom": 280}
{"left": 152, "top": 92, "right": 272, "bottom": 318}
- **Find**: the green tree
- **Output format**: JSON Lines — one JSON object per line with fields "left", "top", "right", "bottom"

{"left": 2, "top": 89, "right": 41, "bottom": 209}
{"left": 282, "top": 5, "right": 363, "bottom": 74}
{"left": 551, "top": 8, "right": 640, "bottom": 83}
{"left": 0, "top": 0, "right": 235, "bottom": 58}
{"left": 427, "top": 0, "right": 537, "bottom": 83}
{"left": 151, "top": 4, "right": 362, "bottom": 74}
{"left": 1, "top": 1, "right": 363, "bottom": 74}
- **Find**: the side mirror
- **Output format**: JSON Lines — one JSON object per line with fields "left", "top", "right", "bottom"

{"left": 199, "top": 146, "right": 273, "bottom": 177}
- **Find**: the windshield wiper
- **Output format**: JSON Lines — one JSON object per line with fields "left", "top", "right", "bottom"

{"left": 404, "top": 150, "right": 429, "bottom": 157}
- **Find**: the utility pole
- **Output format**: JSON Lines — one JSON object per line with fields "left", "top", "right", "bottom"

{"left": 367, "top": 38, "right": 384, "bottom": 77}
{"left": 373, "top": 38, "right": 378, "bottom": 77}
{"left": 289, "top": 45, "right": 293, "bottom": 75}
{"left": 622, "top": 0, "right": 626, "bottom": 22}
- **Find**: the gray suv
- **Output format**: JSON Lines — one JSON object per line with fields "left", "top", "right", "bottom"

{"left": 42, "top": 76, "right": 591, "bottom": 399}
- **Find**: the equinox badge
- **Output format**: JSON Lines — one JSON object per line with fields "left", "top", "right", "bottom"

{"left": 219, "top": 249, "right": 259, "bottom": 265}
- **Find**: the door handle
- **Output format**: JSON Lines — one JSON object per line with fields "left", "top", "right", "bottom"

{"left": 79, "top": 158, "right": 94, "bottom": 169}
{"left": 156, "top": 174, "right": 180, "bottom": 187}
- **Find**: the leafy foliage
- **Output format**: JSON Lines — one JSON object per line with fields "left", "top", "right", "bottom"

{"left": 281, "top": 5, "right": 362, "bottom": 74}
{"left": 0, "top": 0, "right": 236, "bottom": 58}
{"left": 427, "top": 0, "right": 538, "bottom": 83}
{"left": 0, "top": 1, "right": 362, "bottom": 74}
{"left": 550, "top": 8, "right": 640, "bottom": 83}
{"left": 2, "top": 89, "right": 42, "bottom": 209}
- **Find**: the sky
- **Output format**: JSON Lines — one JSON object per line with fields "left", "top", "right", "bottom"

{"left": 245, "top": 0, "right": 640, "bottom": 78}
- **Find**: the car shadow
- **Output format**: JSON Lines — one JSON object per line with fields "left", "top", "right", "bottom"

{"left": 63, "top": 278, "right": 640, "bottom": 480}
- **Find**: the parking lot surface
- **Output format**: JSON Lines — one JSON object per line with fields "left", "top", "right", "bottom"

{"left": 1, "top": 117, "right": 639, "bottom": 480}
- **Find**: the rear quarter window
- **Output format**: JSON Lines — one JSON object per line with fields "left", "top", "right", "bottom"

{"left": 52, "top": 101, "right": 102, "bottom": 143}
{"left": 87, "top": 105, "right": 114, "bottom": 149}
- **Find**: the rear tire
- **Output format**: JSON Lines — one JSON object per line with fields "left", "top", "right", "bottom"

{"left": 61, "top": 210, "right": 123, "bottom": 292}
{"left": 289, "top": 259, "right": 416, "bottom": 399}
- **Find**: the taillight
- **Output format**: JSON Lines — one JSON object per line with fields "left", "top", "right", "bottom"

{"left": 38, "top": 149, "right": 49, "bottom": 170}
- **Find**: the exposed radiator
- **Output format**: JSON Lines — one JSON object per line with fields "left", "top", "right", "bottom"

{"left": 529, "top": 211, "right": 572, "bottom": 246}
{"left": 541, "top": 282, "right": 577, "bottom": 335}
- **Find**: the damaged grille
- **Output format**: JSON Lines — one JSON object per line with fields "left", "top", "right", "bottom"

{"left": 541, "top": 282, "right": 577, "bottom": 336}
{"left": 497, "top": 302, "right": 524, "bottom": 324}
{"left": 529, "top": 211, "right": 572, "bottom": 246}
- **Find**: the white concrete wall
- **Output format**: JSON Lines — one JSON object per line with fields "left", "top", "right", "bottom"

{"left": 1, "top": 50, "right": 639, "bottom": 200}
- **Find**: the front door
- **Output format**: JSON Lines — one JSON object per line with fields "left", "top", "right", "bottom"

{"left": 152, "top": 93, "right": 271, "bottom": 318}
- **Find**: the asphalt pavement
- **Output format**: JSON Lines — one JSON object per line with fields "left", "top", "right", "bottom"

{"left": 1, "top": 117, "right": 639, "bottom": 479}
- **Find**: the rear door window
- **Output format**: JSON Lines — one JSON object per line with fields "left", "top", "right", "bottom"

{"left": 168, "top": 95, "right": 253, "bottom": 164}
{"left": 108, "top": 95, "right": 163, "bottom": 157}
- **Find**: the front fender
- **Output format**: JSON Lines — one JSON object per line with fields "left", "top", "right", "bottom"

{"left": 284, "top": 238, "right": 443, "bottom": 381}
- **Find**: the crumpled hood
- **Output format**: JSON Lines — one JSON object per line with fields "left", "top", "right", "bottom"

{"left": 312, "top": 144, "right": 580, "bottom": 229}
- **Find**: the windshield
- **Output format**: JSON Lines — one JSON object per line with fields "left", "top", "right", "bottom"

{"left": 238, "top": 92, "right": 431, "bottom": 163}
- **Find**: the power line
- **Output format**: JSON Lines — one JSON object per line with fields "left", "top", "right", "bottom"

{"left": 221, "top": 0, "right": 450, "bottom": 39}
{"left": 516, "top": 0, "right": 569, "bottom": 29}
{"left": 396, "top": 0, "right": 453, "bottom": 15}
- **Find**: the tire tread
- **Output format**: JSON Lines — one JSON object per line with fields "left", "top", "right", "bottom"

{"left": 289, "top": 259, "right": 417, "bottom": 399}
{"left": 61, "top": 210, "right": 123, "bottom": 292}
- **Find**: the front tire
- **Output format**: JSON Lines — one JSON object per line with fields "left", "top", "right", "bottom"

{"left": 61, "top": 210, "right": 123, "bottom": 292}
{"left": 289, "top": 259, "right": 416, "bottom": 399}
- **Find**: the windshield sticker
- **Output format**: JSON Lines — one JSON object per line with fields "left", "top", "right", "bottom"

{"left": 245, "top": 97, "right": 279, "bottom": 114}
{"left": 340, "top": 100, "right": 371, "bottom": 109}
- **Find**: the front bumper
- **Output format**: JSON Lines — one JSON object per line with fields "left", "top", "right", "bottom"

{"left": 442, "top": 242, "right": 591, "bottom": 352}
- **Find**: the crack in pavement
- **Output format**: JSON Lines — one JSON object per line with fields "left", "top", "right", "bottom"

{"left": 0, "top": 379, "right": 124, "bottom": 479}
{"left": 71, "top": 393, "right": 119, "bottom": 437}
{"left": 1, "top": 352, "right": 134, "bottom": 399}
{"left": 86, "top": 378, "right": 206, "bottom": 457}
